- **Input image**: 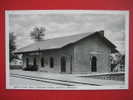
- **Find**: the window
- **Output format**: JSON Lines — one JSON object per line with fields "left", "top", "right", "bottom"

{"left": 33, "top": 57, "right": 37, "bottom": 66}
{"left": 91, "top": 56, "right": 97, "bottom": 72}
{"left": 41, "top": 57, "right": 44, "bottom": 67}
{"left": 50, "top": 57, "right": 54, "bottom": 68}
{"left": 26, "top": 58, "right": 29, "bottom": 66}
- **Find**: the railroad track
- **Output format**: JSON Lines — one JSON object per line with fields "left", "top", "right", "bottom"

{"left": 11, "top": 73, "right": 101, "bottom": 86}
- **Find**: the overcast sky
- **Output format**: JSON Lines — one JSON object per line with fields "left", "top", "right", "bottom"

{"left": 8, "top": 11, "right": 127, "bottom": 54}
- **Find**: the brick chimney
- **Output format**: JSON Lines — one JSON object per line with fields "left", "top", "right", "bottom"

{"left": 98, "top": 30, "right": 104, "bottom": 36}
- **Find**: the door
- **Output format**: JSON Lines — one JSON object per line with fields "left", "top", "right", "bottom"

{"left": 61, "top": 56, "right": 66, "bottom": 72}
{"left": 91, "top": 56, "right": 97, "bottom": 72}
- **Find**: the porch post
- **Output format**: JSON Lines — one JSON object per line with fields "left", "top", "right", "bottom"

{"left": 38, "top": 48, "right": 41, "bottom": 70}
{"left": 70, "top": 55, "right": 72, "bottom": 74}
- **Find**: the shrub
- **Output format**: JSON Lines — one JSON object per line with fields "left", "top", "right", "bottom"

{"left": 10, "top": 65, "right": 22, "bottom": 69}
{"left": 23, "top": 65, "right": 38, "bottom": 71}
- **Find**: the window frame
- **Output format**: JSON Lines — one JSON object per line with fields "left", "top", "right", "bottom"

{"left": 49, "top": 57, "right": 54, "bottom": 68}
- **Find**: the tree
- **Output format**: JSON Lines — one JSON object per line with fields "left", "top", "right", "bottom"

{"left": 30, "top": 26, "right": 46, "bottom": 41}
{"left": 9, "top": 32, "right": 17, "bottom": 62}
{"left": 110, "top": 53, "right": 123, "bottom": 72}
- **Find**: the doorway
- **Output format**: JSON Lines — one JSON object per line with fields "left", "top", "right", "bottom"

{"left": 61, "top": 56, "right": 66, "bottom": 72}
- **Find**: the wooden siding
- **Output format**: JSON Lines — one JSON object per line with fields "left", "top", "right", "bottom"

{"left": 22, "top": 34, "right": 112, "bottom": 74}
{"left": 73, "top": 35, "right": 111, "bottom": 74}
{"left": 23, "top": 45, "right": 74, "bottom": 73}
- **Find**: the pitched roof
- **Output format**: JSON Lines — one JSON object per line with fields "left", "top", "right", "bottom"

{"left": 15, "top": 31, "right": 116, "bottom": 54}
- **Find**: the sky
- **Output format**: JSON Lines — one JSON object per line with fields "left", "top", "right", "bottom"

{"left": 8, "top": 11, "right": 127, "bottom": 54}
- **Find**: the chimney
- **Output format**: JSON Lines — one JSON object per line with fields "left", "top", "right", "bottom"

{"left": 98, "top": 30, "right": 104, "bottom": 36}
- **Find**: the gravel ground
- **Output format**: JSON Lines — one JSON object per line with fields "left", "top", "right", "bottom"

{"left": 7, "top": 69, "right": 126, "bottom": 90}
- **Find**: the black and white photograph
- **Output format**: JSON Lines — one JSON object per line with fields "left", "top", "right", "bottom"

{"left": 6, "top": 10, "right": 129, "bottom": 90}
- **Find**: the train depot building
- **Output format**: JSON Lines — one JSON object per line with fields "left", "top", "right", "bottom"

{"left": 15, "top": 31, "right": 118, "bottom": 74}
